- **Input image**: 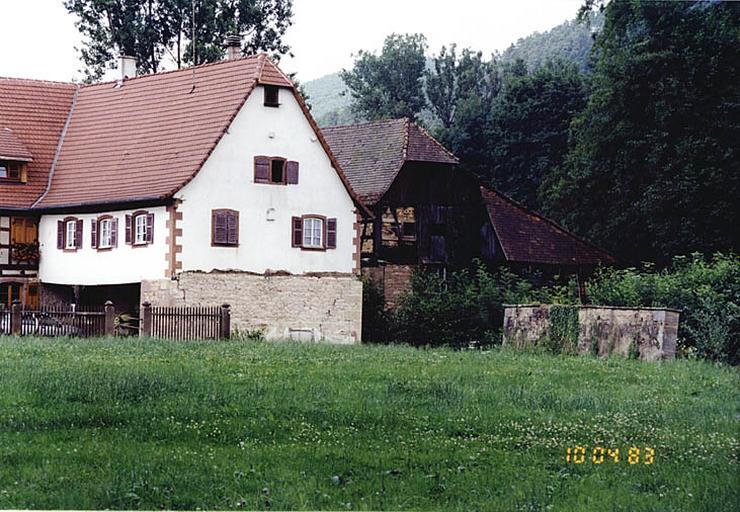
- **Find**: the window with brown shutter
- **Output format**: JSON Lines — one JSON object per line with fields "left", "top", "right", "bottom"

{"left": 291, "top": 215, "right": 338, "bottom": 251}
{"left": 128, "top": 211, "right": 154, "bottom": 246}
{"left": 95, "top": 215, "right": 116, "bottom": 250}
{"left": 212, "top": 209, "right": 239, "bottom": 246}
{"left": 58, "top": 216, "right": 81, "bottom": 251}
{"left": 254, "top": 156, "right": 298, "bottom": 185}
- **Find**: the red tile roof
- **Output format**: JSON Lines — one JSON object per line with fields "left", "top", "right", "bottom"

{"left": 0, "top": 127, "right": 34, "bottom": 161}
{"left": 36, "top": 55, "right": 294, "bottom": 208}
{"left": 322, "top": 118, "right": 458, "bottom": 205}
{"left": 0, "top": 78, "right": 77, "bottom": 208}
{"left": 0, "top": 55, "right": 369, "bottom": 215}
{"left": 481, "top": 186, "right": 614, "bottom": 266}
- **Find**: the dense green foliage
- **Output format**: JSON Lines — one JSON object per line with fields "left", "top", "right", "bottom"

{"left": 65, "top": 0, "right": 293, "bottom": 81}
{"left": 0, "top": 338, "right": 737, "bottom": 510}
{"left": 367, "top": 253, "right": 739, "bottom": 363}
{"left": 587, "top": 253, "right": 740, "bottom": 364}
{"left": 340, "top": 34, "right": 428, "bottom": 122}
{"left": 488, "top": 60, "right": 587, "bottom": 209}
{"left": 365, "top": 261, "right": 578, "bottom": 348}
{"left": 544, "top": 0, "right": 740, "bottom": 263}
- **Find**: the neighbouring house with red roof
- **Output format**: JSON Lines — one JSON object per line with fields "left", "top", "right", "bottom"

{"left": 322, "top": 118, "right": 613, "bottom": 307}
{"left": 0, "top": 50, "right": 365, "bottom": 342}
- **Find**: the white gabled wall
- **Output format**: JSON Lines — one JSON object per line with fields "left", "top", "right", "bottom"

{"left": 38, "top": 206, "right": 168, "bottom": 285}
{"left": 175, "top": 85, "right": 357, "bottom": 274}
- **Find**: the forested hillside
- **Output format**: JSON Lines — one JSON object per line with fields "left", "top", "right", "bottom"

{"left": 304, "top": 14, "right": 602, "bottom": 127}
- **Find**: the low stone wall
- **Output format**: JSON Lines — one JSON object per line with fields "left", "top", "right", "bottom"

{"left": 503, "top": 304, "right": 680, "bottom": 361}
{"left": 141, "top": 271, "right": 363, "bottom": 344}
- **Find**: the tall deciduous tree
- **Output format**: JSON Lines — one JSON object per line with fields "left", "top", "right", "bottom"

{"left": 543, "top": 0, "right": 740, "bottom": 264}
{"left": 64, "top": 0, "right": 293, "bottom": 82}
{"left": 341, "top": 33, "right": 427, "bottom": 121}
{"left": 426, "top": 45, "right": 500, "bottom": 177}
{"left": 488, "top": 60, "right": 587, "bottom": 210}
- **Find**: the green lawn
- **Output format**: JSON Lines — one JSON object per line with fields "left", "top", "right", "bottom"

{"left": 0, "top": 338, "right": 737, "bottom": 510}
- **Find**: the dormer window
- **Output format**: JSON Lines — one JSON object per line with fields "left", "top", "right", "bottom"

{"left": 264, "top": 85, "right": 279, "bottom": 107}
{"left": 0, "top": 160, "right": 26, "bottom": 183}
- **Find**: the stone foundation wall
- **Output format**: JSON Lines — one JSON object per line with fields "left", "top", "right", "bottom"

{"left": 141, "top": 271, "right": 363, "bottom": 344}
{"left": 362, "top": 264, "right": 415, "bottom": 309}
{"left": 503, "top": 304, "right": 680, "bottom": 361}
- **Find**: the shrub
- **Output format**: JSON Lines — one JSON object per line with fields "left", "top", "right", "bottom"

{"left": 383, "top": 261, "right": 578, "bottom": 348}
{"left": 587, "top": 253, "right": 739, "bottom": 364}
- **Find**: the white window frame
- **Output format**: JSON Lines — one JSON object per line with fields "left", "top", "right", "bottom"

{"left": 302, "top": 217, "right": 324, "bottom": 249}
{"left": 65, "top": 220, "right": 76, "bottom": 249}
{"left": 134, "top": 214, "right": 147, "bottom": 245}
{"left": 98, "top": 218, "right": 112, "bottom": 248}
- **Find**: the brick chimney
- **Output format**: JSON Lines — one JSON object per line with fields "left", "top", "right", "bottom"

{"left": 224, "top": 35, "right": 242, "bottom": 60}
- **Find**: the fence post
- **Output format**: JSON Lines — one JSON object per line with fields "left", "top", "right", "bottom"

{"left": 220, "top": 303, "right": 231, "bottom": 339}
{"left": 10, "top": 300, "right": 22, "bottom": 336}
{"left": 140, "top": 301, "right": 152, "bottom": 338}
{"left": 104, "top": 300, "right": 115, "bottom": 336}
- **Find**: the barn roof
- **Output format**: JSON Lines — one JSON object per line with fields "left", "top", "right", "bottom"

{"left": 481, "top": 186, "right": 614, "bottom": 266}
{"left": 0, "top": 55, "right": 367, "bottom": 215}
{"left": 0, "top": 78, "right": 77, "bottom": 209}
{"left": 322, "top": 118, "right": 458, "bottom": 205}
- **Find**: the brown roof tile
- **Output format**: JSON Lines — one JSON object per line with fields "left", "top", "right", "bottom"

{"left": 322, "top": 118, "right": 458, "bottom": 206}
{"left": 1, "top": 56, "right": 364, "bottom": 215}
{"left": 0, "top": 78, "right": 77, "bottom": 208}
{"left": 0, "top": 126, "right": 34, "bottom": 161}
{"left": 481, "top": 186, "right": 614, "bottom": 266}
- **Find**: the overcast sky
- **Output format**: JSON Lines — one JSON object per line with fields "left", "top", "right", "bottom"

{"left": 0, "top": 0, "right": 583, "bottom": 83}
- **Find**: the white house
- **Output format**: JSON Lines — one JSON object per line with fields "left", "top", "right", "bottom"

{"left": 0, "top": 52, "right": 366, "bottom": 342}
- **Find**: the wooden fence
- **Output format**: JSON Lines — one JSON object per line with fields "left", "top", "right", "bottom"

{"left": 140, "top": 302, "right": 231, "bottom": 340}
{"left": 2, "top": 301, "right": 112, "bottom": 337}
{"left": 2, "top": 300, "right": 231, "bottom": 340}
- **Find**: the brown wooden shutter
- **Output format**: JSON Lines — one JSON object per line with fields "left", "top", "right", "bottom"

{"left": 146, "top": 213, "right": 154, "bottom": 243}
{"left": 212, "top": 211, "right": 226, "bottom": 244}
{"left": 286, "top": 161, "right": 299, "bottom": 184}
{"left": 125, "top": 214, "right": 132, "bottom": 244}
{"left": 91, "top": 219, "right": 98, "bottom": 249}
{"left": 57, "top": 220, "right": 64, "bottom": 249}
{"left": 327, "top": 218, "right": 337, "bottom": 249}
{"left": 254, "top": 156, "right": 270, "bottom": 183}
{"left": 226, "top": 211, "right": 239, "bottom": 245}
{"left": 111, "top": 218, "right": 119, "bottom": 247}
{"left": 75, "top": 219, "right": 83, "bottom": 248}
{"left": 292, "top": 216, "right": 302, "bottom": 247}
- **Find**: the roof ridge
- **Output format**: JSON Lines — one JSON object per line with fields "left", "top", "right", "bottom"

{"left": 84, "top": 54, "right": 265, "bottom": 88}
{"left": 480, "top": 185, "right": 614, "bottom": 262}
{"left": 0, "top": 76, "right": 77, "bottom": 86}
{"left": 321, "top": 118, "right": 408, "bottom": 131}
{"left": 401, "top": 118, "right": 411, "bottom": 161}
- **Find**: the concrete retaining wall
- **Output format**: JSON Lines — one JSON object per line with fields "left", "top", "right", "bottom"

{"left": 503, "top": 304, "right": 680, "bottom": 361}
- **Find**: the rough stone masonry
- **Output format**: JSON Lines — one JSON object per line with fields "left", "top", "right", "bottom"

{"left": 141, "top": 271, "right": 363, "bottom": 343}
{"left": 503, "top": 304, "right": 680, "bottom": 361}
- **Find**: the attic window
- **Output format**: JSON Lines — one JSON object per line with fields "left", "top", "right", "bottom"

{"left": 264, "top": 85, "right": 279, "bottom": 107}
{"left": 0, "top": 160, "right": 25, "bottom": 182}
{"left": 271, "top": 158, "right": 285, "bottom": 183}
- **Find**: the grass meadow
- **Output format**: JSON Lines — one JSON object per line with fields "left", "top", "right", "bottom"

{"left": 0, "top": 337, "right": 737, "bottom": 510}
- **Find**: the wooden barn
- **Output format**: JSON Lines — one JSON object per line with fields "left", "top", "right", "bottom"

{"left": 322, "top": 118, "right": 613, "bottom": 307}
